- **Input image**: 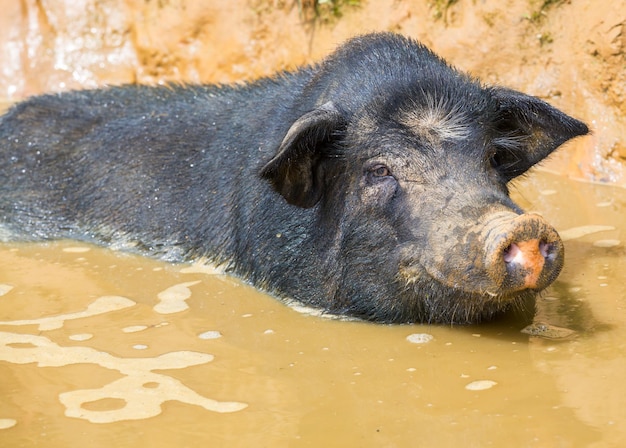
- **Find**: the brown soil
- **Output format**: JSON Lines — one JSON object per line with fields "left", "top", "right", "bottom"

{"left": 0, "top": 0, "right": 624, "bottom": 184}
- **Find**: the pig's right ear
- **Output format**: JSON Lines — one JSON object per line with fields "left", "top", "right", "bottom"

{"left": 490, "top": 88, "right": 589, "bottom": 181}
{"left": 260, "top": 101, "right": 345, "bottom": 208}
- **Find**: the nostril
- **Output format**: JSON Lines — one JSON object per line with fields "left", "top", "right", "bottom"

{"left": 503, "top": 240, "right": 554, "bottom": 265}
{"left": 499, "top": 238, "right": 554, "bottom": 291}
{"left": 539, "top": 240, "right": 551, "bottom": 260}
{"left": 503, "top": 242, "right": 520, "bottom": 264}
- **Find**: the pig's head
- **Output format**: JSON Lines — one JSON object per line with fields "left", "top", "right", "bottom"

{"left": 261, "top": 33, "right": 589, "bottom": 324}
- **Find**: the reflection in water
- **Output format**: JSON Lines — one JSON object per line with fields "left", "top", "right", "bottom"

{"left": 0, "top": 171, "right": 625, "bottom": 446}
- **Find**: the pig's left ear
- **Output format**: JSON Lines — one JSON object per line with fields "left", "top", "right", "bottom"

{"left": 490, "top": 88, "right": 589, "bottom": 181}
{"left": 260, "top": 101, "right": 345, "bottom": 208}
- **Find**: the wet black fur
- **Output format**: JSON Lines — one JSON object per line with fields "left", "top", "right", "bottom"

{"left": 0, "top": 33, "right": 588, "bottom": 323}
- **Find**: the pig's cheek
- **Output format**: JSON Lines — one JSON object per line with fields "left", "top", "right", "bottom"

{"left": 359, "top": 178, "right": 398, "bottom": 206}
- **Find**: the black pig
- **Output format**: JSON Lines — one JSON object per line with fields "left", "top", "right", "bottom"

{"left": 0, "top": 33, "right": 588, "bottom": 324}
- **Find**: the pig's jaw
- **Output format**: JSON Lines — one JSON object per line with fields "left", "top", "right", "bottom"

{"left": 395, "top": 266, "right": 537, "bottom": 324}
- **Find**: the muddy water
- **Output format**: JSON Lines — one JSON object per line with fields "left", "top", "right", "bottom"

{"left": 0, "top": 171, "right": 624, "bottom": 447}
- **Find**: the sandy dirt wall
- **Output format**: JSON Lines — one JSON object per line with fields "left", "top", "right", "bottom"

{"left": 0, "top": 0, "right": 624, "bottom": 184}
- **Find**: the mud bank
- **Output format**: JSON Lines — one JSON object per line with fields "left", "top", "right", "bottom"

{"left": 0, "top": 0, "right": 624, "bottom": 183}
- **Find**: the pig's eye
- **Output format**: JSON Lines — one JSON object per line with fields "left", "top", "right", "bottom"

{"left": 370, "top": 165, "right": 392, "bottom": 178}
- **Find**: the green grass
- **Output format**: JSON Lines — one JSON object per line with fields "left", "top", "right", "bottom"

{"left": 296, "top": 0, "right": 361, "bottom": 24}
{"left": 428, "top": 0, "right": 459, "bottom": 23}
{"left": 526, "top": 0, "right": 567, "bottom": 24}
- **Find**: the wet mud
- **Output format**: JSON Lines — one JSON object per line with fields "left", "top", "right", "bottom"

{"left": 0, "top": 170, "right": 625, "bottom": 447}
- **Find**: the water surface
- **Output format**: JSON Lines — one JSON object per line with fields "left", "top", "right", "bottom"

{"left": 0, "top": 171, "right": 625, "bottom": 447}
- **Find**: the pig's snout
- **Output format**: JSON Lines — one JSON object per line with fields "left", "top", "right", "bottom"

{"left": 484, "top": 213, "right": 564, "bottom": 293}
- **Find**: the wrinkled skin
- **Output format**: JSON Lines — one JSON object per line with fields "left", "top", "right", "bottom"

{"left": 0, "top": 33, "right": 588, "bottom": 324}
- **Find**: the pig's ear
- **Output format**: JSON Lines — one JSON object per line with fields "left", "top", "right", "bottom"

{"left": 260, "top": 101, "right": 345, "bottom": 208}
{"left": 490, "top": 88, "right": 589, "bottom": 181}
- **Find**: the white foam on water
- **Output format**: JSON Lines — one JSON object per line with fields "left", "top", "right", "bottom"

{"left": 69, "top": 334, "right": 93, "bottom": 341}
{"left": 0, "top": 331, "right": 247, "bottom": 423}
{"left": 593, "top": 239, "right": 621, "bottom": 248}
{"left": 198, "top": 330, "right": 222, "bottom": 340}
{"left": 179, "top": 261, "right": 224, "bottom": 275}
{"left": 122, "top": 325, "right": 148, "bottom": 333}
{"left": 0, "top": 296, "right": 136, "bottom": 330}
{"left": 62, "top": 247, "right": 91, "bottom": 253}
{"left": 559, "top": 225, "right": 615, "bottom": 241}
{"left": 0, "top": 419, "right": 17, "bottom": 429}
{"left": 406, "top": 333, "right": 434, "bottom": 344}
{"left": 153, "top": 281, "right": 201, "bottom": 314}
{"left": 465, "top": 380, "right": 497, "bottom": 391}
